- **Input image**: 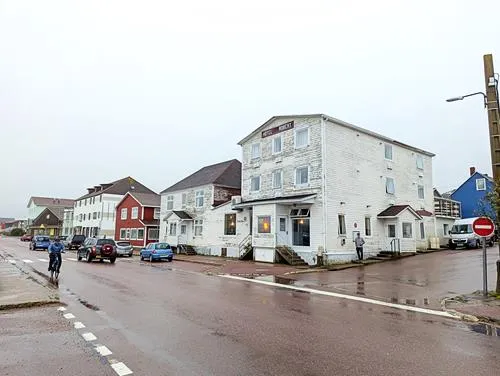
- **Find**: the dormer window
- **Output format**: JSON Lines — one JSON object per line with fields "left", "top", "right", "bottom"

{"left": 476, "top": 178, "right": 486, "bottom": 191}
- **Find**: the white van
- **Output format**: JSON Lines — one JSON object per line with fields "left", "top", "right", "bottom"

{"left": 448, "top": 217, "right": 495, "bottom": 249}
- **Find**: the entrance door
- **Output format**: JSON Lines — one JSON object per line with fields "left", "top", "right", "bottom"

{"left": 278, "top": 216, "right": 288, "bottom": 245}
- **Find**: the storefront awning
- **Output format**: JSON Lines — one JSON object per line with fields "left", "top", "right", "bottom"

{"left": 232, "top": 194, "right": 317, "bottom": 209}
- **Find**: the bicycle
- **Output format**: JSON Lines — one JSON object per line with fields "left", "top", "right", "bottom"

{"left": 49, "top": 252, "right": 64, "bottom": 285}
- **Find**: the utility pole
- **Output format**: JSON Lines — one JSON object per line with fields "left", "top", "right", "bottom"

{"left": 483, "top": 54, "right": 500, "bottom": 293}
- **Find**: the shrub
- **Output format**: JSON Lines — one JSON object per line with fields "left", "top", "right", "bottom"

{"left": 10, "top": 228, "right": 26, "bottom": 236}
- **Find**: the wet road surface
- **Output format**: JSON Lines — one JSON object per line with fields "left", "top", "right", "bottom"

{"left": 1, "top": 237, "right": 499, "bottom": 376}
{"left": 291, "top": 248, "right": 500, "bottom": 309}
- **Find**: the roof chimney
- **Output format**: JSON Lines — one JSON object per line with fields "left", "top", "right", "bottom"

{"left": 470, "top": 167, "right": 476, "bottom": 176}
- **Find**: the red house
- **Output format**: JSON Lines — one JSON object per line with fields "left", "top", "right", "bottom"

{"left": 114, "top": 192, "right": 161, "bottom": 248}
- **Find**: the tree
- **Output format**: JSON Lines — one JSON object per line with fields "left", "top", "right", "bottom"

{"left": 10, "top": 228, "right": 26, "bottom": 236}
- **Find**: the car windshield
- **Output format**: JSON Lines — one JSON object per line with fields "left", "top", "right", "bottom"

{"left": 73, "top": 235, "right": 85, "bottom": 240}
{"left": 156, "top": 243, "right": 171, "bottom": 250}
{"left": 117, "top": 241, "right": 131, "bottom": 246}
{"left": 450, "top": 224, "right": 472, "bottom": 234}
{"left": 97, "top": 239, "right": 116, "bottom": 245}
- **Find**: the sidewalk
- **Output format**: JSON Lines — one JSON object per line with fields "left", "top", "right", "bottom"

{"left": 0, "top": 253, "right": 58, "bottom": 310}
{"left": 445, "top": 293, "right": 500, "bottom": 324}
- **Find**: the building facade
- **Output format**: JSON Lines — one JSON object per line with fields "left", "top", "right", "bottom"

{"left": 62, "top": 208, "right": 74, "bottom": 236}
{"left": 233, "top": 114, "right": 435, "bottom": 265}
{"left": 159, "top": 159, "right": 247, "bottom": 256}
{"left": 26, "top": 197, "right": 74, "bottom": 231}
{"left": 114, "top": 192, "right": 161, "bottom": 248}
{"left": 73, "top": 177, "right": 156, "bottom": 238}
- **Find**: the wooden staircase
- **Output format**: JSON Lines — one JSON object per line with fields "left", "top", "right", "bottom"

{"left": 177, "top": 244, "right": 196, "bottom": 255}
{"left": 238, "top": 234, "right": 253, "bottom": 260}
{"left": 275, "top": 246, "right": 308, "bottom": 266}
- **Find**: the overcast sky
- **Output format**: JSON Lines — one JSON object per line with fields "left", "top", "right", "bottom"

{"left": 1, "top": 0, "right": 499, "bottom": 218}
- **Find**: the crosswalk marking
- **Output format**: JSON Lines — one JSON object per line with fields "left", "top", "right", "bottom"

{"left": 67, "top": 258, "right": 78, "bottom": 261}
{"left": 38, "top": 258, "right": 48, "bottom": 262}
{"left": 22, "top": 259, "right": 33, "bottom": 263}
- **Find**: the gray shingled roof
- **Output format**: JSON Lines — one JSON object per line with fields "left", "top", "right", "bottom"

{"left": 77, "top": 176, "right": 156, "bottom": 200}
{"left": 161, "top": 159, "right": 241, "bottom": 194}
{"left": 28, "top": 197, "right": 74, "bottom": 208}
{"left": 129, "top": 192, "right": 161, "bottom": 207}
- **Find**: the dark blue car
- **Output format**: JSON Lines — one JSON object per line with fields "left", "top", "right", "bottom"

{"left": 29, "top": 235, "right": 51, "bottom": 251}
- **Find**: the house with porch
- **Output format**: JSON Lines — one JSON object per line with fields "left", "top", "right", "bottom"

{"left": 159, "top": 159, "right": 249, "bottom": 257}
{"left": 30, "top": 207, "right": 64, "bottom": 237}
{"left": 73, "top": 177, "right": 156, "bottom": 238}
{"left": 433, "top": 188, "right": 462, "bottom": 246}
{"left": 232, "top": 114, "right": 436, "bottom": 265}
{"left": 114, "top": 192, "right": 161, "bottom": 248}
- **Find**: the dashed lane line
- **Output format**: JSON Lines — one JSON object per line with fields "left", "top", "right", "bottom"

{"left": 82, "top": 332, "right": 97, "bottom": 341}
{"left": 74, "top": 322, "right": 85, "bottom": 329}
{"left": 63, "top": 313, "right": 76, "bottom": 319}
{"left": 8, "top": 260, "right": 16, "bottom": 264}
{"left": 95, "top": 345, "right": 113, "bottom": 356}
{"left": 22, "top": 259, "right": 33, "bottom": 263}
{"left": 66, "top": 257, "right": 78, "bottom": 261}
{"left": 37, "top": 258, "right": 48, "bottom": 262}
{"left": 57, "top": 307, "right": 67, "bottom": 312}
{"left": 110, "top": 361, "right": 133, "bottom": 376}
{"left": 221, "top": 275, "right": 456, "bottom": 319}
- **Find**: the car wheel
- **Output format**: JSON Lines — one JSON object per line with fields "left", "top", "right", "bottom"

{"left": 149, "top": 255, "right": 153, "bottom": 263}
{"left": 86, "top": 252, "right": 92, "bottom": 263}
{"left": 77, "top": 254, "right": 82, "bottom": 261}
{"left": 140, "top": 254, "right": 144, "bottom": 261}
{"left": 109, "top": 257, "right": 116, "bottom": 264}
{"left": 129, "top": 253, "right": 133, "bottom": 257}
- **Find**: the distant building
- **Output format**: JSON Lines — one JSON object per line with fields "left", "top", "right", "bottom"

{"left": 30, "top": 207, "right": 64, "bottom": 237}
{"left": 450, "top": 167, "right": 495, "bottom": 219}
{"left": 26, "top": 197, "right": 74, "bottom": 235}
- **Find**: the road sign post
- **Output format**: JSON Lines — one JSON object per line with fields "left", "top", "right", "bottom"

{"left": 472, "top": 217, "right": 495, "bottom": 296}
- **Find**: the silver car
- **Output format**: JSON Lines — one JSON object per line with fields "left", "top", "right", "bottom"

{"left": 115, "top": 241, "right": 134, "bottom": 257}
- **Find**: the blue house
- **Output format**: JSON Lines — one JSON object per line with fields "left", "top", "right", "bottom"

{"left": 451, "top": 167, "right": 495, "bottom": 219}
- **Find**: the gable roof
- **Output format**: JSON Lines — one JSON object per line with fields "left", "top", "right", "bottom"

{"left": 77, "top": 176, "right": 156, "bottom": 200}
{"left": 238, "top": 114, "right": 435, "bottom": 157}
{"left": 33, "top": 207, "right": 64, "bottom": 223}
{"left": 377, "top": 205, "right": 423, "bottom": 219}
{"left": 116, "top": 192, "right": 161, "bottom": 209}
{"left": 451, "top": 171, "right": 493, "bottom": 198}
{"left": 27, "top": 197, "right": 74, "bottom": 208}
{"left": 161, "top": 159, "right": 241, "bottom": 194}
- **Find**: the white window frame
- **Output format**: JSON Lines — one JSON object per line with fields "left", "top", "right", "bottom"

{"left": 120, "top": 228, "right": 126, "bottom": 240}
{"left": 194, "top": 219, "right": 203, "bottom": 237}
{"left": 131, "top": 207, "right": 139, "bottom": 219}
{"left": 416, "top": 155, "right": 424, "bottom": 170}
{"left": 195, "top": 190, "right": 204, "bottom": 207}
{"left": 137, "top": 228, "right": 144, "bottom": 240}
{"left": 386, "top": 177, "right": 395, "bottom": 195}
{"left": 272, "top": 170, "right": 282, "bottom": 189}
{"left": 365, "top": 217, "right": 371, "bottom": 237}
{"left": 476, "top": 178, "right": 486, "bottom": 191}
{"left": 250, "top": 176, "right": 261, "bottom": 192}
{"left": 166, "top": 195, "right": 174, "bottom": 210}
{"left": 126, "top": 228, "right": 131, "bottom": 240}
{"left": 181, "top": 193, "right": 187, "bottom": 209}
{"left": 121, "top": 208, "right": 127, "bottom": 220}
{"left": 338, "top": 214, "right": 346, "bottom": 236}
{"left": 169, "top": 223, "right": 177, "bottom": 236}
{"left": 295, "top": 166, "right": 309, "bottom": 187}
{"left": 420, "top": 222, "right": 425, "bottom": 239}
{"left": 148, "top": 228, "right": 159, "bottom": 240}
{"left": 131, "top": 228, "right": 138, "bottom": 240}
{"left": 402, "top": 222, "right": 413, "bottom": 239}
{"left": 418, "top": 185, "right": 425, "bottom": 199}
{"left": 295, "top": 128, "right": 309, "bottom": 149}
{"left": 384, "top": 144, "right": 393, "bottom": 160}
{"left": 180, "top": 224, "right": 187, "bottom": 235}
{"left": 251, "top": 143, "right": 261, "bottom": 159}
{"left": 153, "top": 207, "right": 160, "bottom": 219}
{"left": 272, "top": 136, "right": 282, "bottom": 154}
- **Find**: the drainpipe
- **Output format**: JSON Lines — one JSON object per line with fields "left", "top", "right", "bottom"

{"left": 321, "top": 116, "right": 328, "bottom": 264}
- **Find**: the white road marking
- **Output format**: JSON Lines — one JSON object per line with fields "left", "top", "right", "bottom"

{"left": 8, "top": 260, "right": 16, "bottom": 264}
{"left": 221, "top": 275, "right": 456, "bottom": 319}
{"left": 63, "top": 313, "right": 75, "bottom": 319}
{"left": 66, "top": 258, "right": 78, "bottom": 261}
{"left": 57, "top": 307, "right": 67, "bottom": 312}
{"left": 82, "top": 332, "right": 97, "bottom": 341}
{"left": 38, "top": 258, "right": 48, "bottom": 262}
{"left": 22, "top": 259, "right": 33, "bottom": 263}
{"left": 74, "top": 322, "right": 85, "bottom": 329}
{"left": 110, "top": 361, "right": 133, "bottom": 376}
{"left": 95, "top": 345, "right": 112, "bottom": 356}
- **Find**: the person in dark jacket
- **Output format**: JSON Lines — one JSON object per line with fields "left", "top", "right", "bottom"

{"left": 48, "top": 237, "right": 65, "bottom": 273}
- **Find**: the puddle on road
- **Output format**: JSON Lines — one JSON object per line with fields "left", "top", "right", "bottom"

{"left": 469, "top": 323, "right": 500, "bottom": 337}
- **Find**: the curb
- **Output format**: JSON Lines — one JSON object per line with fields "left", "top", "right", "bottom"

{"left": 441, "top": 296, "right": 500, "bottom": 324}
{"left": 0, "top": 300, "right": 60, "bottom": 311}
{"left": 173, "top": 258, "right": 224, "bottom": 267}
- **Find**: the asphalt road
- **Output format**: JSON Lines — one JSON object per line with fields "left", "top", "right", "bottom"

{"left": 1, "top": 237, "right": 499, "bottom": 376}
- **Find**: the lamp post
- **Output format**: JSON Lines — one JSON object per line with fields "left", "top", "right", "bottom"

{"left": 446, "top": 54, "right": 500, "bottom": 295}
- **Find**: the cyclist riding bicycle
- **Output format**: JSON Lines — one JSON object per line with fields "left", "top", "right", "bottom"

{"left": 48, "top": 237, "right": 65, "bottom": 275}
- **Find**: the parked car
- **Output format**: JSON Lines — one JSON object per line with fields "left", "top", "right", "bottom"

{"left": 140, "top": 242, "right": 173, "bottom": 262}
{"left": 65, "top": 234, "right": 86, "bottom": 250}
{"left": 20, "top": 234, "right": 32, "bottom": 242}
{"left": 29, "top": 235, "right": 51, "bottom": 251}
{"left": 448, "top": 217, "right": 495, "bottom": 249}
{"left": 116, "top": 241, "right": 134, "bottom": 257}
{"left": 77, "top": 238, "right": 117, "bottom": 263}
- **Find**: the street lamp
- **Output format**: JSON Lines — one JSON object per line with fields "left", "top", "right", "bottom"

{"left": 445, "top": 92, "right": 487, "bottom": 107}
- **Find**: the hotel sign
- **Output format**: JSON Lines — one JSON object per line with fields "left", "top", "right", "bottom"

{"left": 261, "top": 121, "right": 294, "bottom": 138}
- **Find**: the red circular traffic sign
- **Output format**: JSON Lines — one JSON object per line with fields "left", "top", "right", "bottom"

{"left": 472, "top": 217, "right": 496, "bottom": 237}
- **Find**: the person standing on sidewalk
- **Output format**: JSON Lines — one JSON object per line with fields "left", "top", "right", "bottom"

{"left": 354, "top": 233, "right": 365, "bottom": 261}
